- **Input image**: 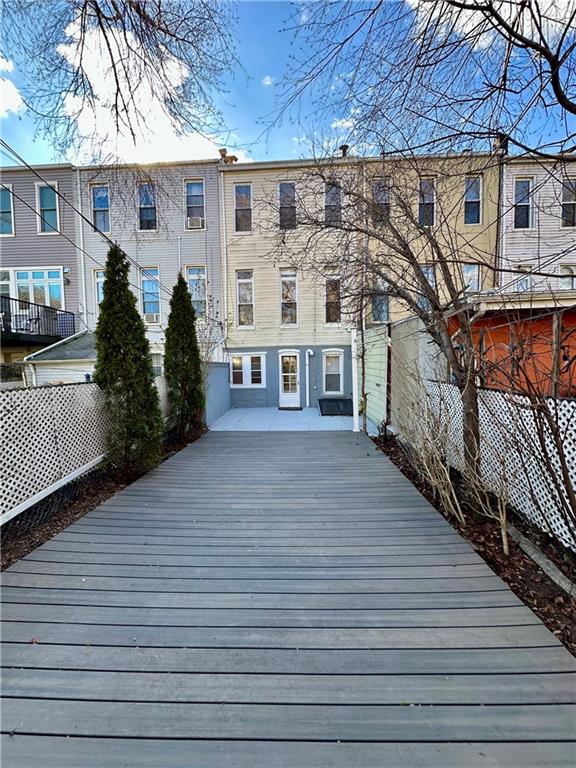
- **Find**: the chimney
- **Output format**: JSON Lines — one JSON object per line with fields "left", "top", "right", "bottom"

{"left": 494, "top": 132, "right": 509, "bottom": 156}
{"left": 339, "top": 144, "right": 349, "bottom": 158}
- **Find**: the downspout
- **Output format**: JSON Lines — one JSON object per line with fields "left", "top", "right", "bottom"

{"left": 495, "top": 143, "right": 506, "bottom": 286}
{"left": 305, "top": 348, "right": 314, "bottom": 407}
{"left": 76, "top": 168, "right": 88, "bottom": 329}
{"left": 177, "top": 236, "right": 182, "bottom": 272}
{"left": 351, "top": 329, "right": 360, "bottom": 432}
{"left": 218, "top": 165, "right": 228, "bottom": 345}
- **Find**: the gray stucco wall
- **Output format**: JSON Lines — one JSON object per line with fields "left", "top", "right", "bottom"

{"left": 228, "top": 345, "right": 353, "bottom": 409}
{"left": 205, "top": 362, "right": 231, "bottom": 426}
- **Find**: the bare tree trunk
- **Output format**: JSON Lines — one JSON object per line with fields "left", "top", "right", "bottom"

{"left": 460, "top": 378, "right": 481, "bottom": 482}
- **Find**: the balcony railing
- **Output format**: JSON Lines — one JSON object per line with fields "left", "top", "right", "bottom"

{"left": 0, "top": 295, "right": 75, "bottom": 342}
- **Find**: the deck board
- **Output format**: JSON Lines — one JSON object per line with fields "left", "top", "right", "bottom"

{"left": 2, "top": 430, "right": 575, "bottom": 765}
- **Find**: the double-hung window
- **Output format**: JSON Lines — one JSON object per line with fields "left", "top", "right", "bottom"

{"left": 139, "top": 183, "right": 157, "bottom": 230}
{"left": 230, "top": 353, "right": 266, "bottom": 387}
{"left": 559, "top": 265, "right": 576, "bottom": 290}
{"left": 280, "top": 268, "right": 297, "bottom": 325}
{"left": 151, "top": 353, "right": 163, "bottom": 377}
{"left": 236, "top": 269, "right": 254, "bottom": 326}
{"left": 142, "top": 267, "right": 160, "bottom": 321}
{"left": 279, "top": 182, "right": 297, "bottom": 230}
{"left": 464, "top": 177, "right": 481, "bottom": 225}
{"left": 463, "top": 263, "right": 480, "bottom": 292}
{"left": 513, "top": 178, "right": 532, "bottom": 229}
{"left": 561, "top": 179, "right": 576, "bottom": 228}
{"left": 234, "top": 184, "right": 252, "bottom": 232}
{"left": 325, "top": 181, "right": 341, "bottom": 226}
{"left": 16, "top": 269, "right": 63, "bottom": 308}
{"left": 371, "top": 283, "right": 389, "bottom": 323}
{"left": 94, "top": 269, "right": 106, "bottom": 308}
{"left": 325, "top": 277, "right": 341, "bottom": 323}
{"left": 417, "top": 263, "right": 435, "bottom": 310}
{"left": 92, "top": 186, "right": 110, "bottom": 232}
{"left": 0, "top": 270, "right": 10, "bottom": 297}
{"left": 515, "top": 265, "right": 532, "bottom": 292}
{"left": 37, "top": 184, "right": 59, "bottom": 233}
{"left": 185, "top": 180, "right": 205, "bottom": 229}
{"left": 372, "top": 177, "right": 390, "bottom": 226}
{"left": 186, "top": 265, "right": 206, "bottom": 317}
{"left": 418, "top": 178, "right": 435, "bottom": 227}
{"left": 0, "top": 185, "right": 14, "bottom": 235}
{"left": 323, "top": 350, "right": 343, "bottom": 394}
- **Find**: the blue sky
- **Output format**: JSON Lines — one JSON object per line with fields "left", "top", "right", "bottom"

{"left": 0, "top": 2, "right": 314, "bottom": 166}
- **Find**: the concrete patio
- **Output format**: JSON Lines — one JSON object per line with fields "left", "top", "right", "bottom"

{"left": 210, "top": 406, "right": 376, "bottom": 432}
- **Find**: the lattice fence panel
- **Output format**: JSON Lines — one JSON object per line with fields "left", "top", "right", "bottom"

{"left": 427, "top": 383, "right": 576, "bottom": 551}
{"left": 1, "top": 383, "right": 109, "bottom": 515}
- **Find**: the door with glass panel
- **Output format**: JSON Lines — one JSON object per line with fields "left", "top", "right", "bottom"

{"left": 278, "top": 352, "right": 300, "bottom": 408}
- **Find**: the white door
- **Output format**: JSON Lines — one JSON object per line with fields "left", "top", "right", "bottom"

{"left": 279, "top": 352, "right": 300, "bottom": 408}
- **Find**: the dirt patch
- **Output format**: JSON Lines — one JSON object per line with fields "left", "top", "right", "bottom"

{"left": 373, "top": 435, "right": 576, "bottom": 657}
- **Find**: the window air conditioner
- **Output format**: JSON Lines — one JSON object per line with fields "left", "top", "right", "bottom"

{"left": 144, "top": 312, "right": 160, "bottom": 324}
{"left": 187, "top": 216, "right": 204, "bottom": 229}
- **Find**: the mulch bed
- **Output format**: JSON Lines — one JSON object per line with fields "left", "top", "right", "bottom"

{"left": 373, "top": 435, "right": 576, "bottom": 657}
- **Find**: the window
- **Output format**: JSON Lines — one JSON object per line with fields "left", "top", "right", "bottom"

{"left": 236, "top": 269, "right": 254, "bottom": 326}
{"left": 0, "top": 270, "right": 10, "bottom": 297}
{"left": 513, "top": 178, "right": 532, "bottom": 229}
{"left": 151, "top": 353, "right": 163, "bottom": 377}
{"left": 186, "top": 266, "right": 206, "bottom": 317}
{"left": 94, "top": 269, "right": 105, "bottom": 307}
{"left": 464, "top": 177, "right": 481, "bottom": 225}
{"left": 185, "top": 180, "right": 205, "bottom": 228}
{"left": 234, "top": 184, "right": 252, "bottom": 232}
{"left": 559, "top": 265, "right": 576, "bottom": 290}
{"left": 280, "top": 268, "right": 297, "bottom": 325}
{"left": 15, "top": 269, "right": 63, "bottom": 308}
{"left": 325, "top": 181, "right": 341, "bottom": 226}
{"left": 139, "top": 183, "right": 157, "bottom": 230}
{"left": 463, "top": 263, "right": 480, "bottom": 292}
{"left": 372, "top": 177, "right": 390, "bottom": 226}
{"left": 371, "top": 284, "right": 389, "bottom": 323}
{"left": 325, "top": 277, "right": 341, "bottom": 323}
{"left": 37, "top": 184, "right": 59, "bottom": 233}
{"left": 323, "top": 350, "right": 343, "bottom": 394}
{"left": 92, "top": 186, "right": 110, "bottom": 232}
{"left": 230, "top": 353, "right": 266, "bottom": 387}
{"left": 515, "top": 265, "right": 532, "bottom": 292}
{"left": 417, "top": 263, "right": 435, "bottom": 310}
{"left": 279, "top": 182, "right": 296, "bottom": 230}
{"left": 418, "top": 178, "right": 435, "bottom": 227}
{"left": 561, "top": 179, "right": 576, "bottom": 228}
{"left": 142, "top": 267, "right": 160, "bottom": 320}
{"left": 0, "top": 185, "right": 14, "bottom": 235}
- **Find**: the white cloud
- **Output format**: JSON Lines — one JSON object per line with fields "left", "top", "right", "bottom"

{"left": 331, "top": 118, "right": 354, "bottom": 130}
{"left": 0, "top": 58, "right": 22, "bottom": 119}
{"left": 56, "top": 19, "right": 251, "bottom": 164}
{"left": 299, "top": 7, "right": 310, "bottom": 24}
{"left": 261, "top": 75, "right": 274, "bottom": 87}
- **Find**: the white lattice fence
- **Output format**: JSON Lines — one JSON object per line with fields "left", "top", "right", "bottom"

{"left": 427, "top": 383, "right": 576, "bottom": 550}
{"left": 1, "top": 383, "right": 109, "bottom": 518}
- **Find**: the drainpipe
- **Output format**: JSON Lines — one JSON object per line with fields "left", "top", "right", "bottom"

{"left": 218, "top": 166, "right": 229, "bottom": 345}
{"left": 305, "top": 348, "right": 314, "bottom": 407}
{"left": 177, "top": 236, "right": 182, "bottom": 272}
{"left": 351, "top": 329, "right": 360, "bottom": 432}
{"left": 76, "top": 168, "right": 88, "bottom": 329}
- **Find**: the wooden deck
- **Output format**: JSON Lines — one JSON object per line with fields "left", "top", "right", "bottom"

{"left": 2, "top": 431, "right": 575, "bottom": 766}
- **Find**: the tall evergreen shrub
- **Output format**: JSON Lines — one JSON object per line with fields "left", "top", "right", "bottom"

{"left": 94, "top": 244, "right": 163, "bottom": 480}
{"left": 164, "top": 272, "right": 205, "bottom": 442}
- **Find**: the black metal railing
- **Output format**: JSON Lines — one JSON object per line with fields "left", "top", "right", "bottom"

{"left": 0, "top": 295, "right": 75, "bottom": 340}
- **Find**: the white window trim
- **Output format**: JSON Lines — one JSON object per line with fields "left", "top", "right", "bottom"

{"left": 464, "top": 176, "right": 482, "bottom": 226}
{"left": 278, "top": 180, "right": 297, "bottom": 231}
{"left": 462, "top": 262, "right": 481, "bottom": 292}
{"left": 137, "top": 182, "right": 158, "bottom": 233}
{"left": 324, "top": 275, "right": 342, "bottom": 326}
{"left": 183, "top": 178, "right": 206, "bottom": 231}
{"left": 229, "top": 352, "right": 267, "bottom": 388}
{"left": 512, "top": 176, "right": 534, "bottom": 230}
{"left": 93, "top": 267, "right": 106, "bottom": 317}
{"left": 185, "top": 264, "right": 208, "bottom": 317}
{"left": 322, "top": 348, "right": 344, "bottom": 396}
{"left": 559, "top": 265, "right": 576, "bottom": 289}
{"left": 141, "top": 265, "right": 161, "bottom": 323}
{"left": 234, "top": 182, "right": 253, "bottom": 234}
{"left": 279, "top": 268, "right": 298, "bottom": 327}
{"left": 236, "top": 269, "right": 255, "bottom": 329}
{"left": 369, "top": 283, "right": 389, "bottom": 325}
{"left": 418, "top": 177, "right": 436, "bottom": 228}
{"left": 560, "top": 178, "right": 576, "bottom": 230}
{"left": 0, "top": 183, "right": 15, "bottom": 237}
{"left": 91, "top": 184, "right": 111, "bottom": 234}
{"left": 12, "top": 266, "right": 66, "bottom": 309}
{"left": 515, "top": 264, "right": 533, "bottom": 292}
{"left": 35, "top": 181, "right": 60, "bottom": 235}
